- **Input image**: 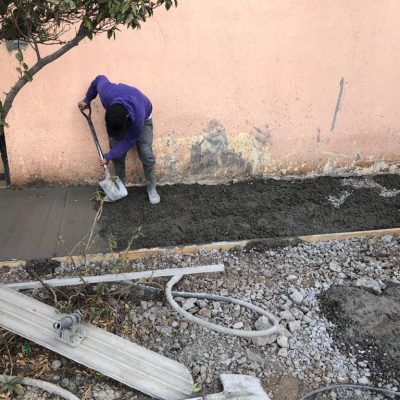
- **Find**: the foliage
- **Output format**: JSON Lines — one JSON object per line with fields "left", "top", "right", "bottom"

{"left": 1, "top": 375, "right": 24, "bottom": 397}
{"left": 0, "top": 0, "right": 178, "bottom": 43}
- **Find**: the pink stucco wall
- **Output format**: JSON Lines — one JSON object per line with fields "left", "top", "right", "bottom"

{"left": 1, "top": 0, "right": 400, "bottom": 186}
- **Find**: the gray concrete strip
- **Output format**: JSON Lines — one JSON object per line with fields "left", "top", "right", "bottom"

{"left": 0, "top": 187, "right": 105, "bottom": 261}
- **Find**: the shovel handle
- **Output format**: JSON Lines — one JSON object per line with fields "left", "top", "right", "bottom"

{"left": 79, "top": 105, "right": 108, "bottom": 171}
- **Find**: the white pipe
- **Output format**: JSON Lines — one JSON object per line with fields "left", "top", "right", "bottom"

{"left": 165, "top": 274, "right": 279, "bottom": 338}
{"left": 5, "top": 264, "right": 224, "bottom": 290}
{"left": 0, "top": 375, "right": 79, "bottom": 400}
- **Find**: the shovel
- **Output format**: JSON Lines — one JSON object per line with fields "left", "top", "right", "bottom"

{"left": 80, "top": 106, "right": 128, "bottom": 202}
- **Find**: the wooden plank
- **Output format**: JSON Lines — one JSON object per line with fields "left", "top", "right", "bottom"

{"left": 1, "top": 228, "right": 399, "bottom": 269}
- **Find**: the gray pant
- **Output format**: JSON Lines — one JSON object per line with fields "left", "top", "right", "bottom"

{"left": 108, "top": 118, "right": 155, "bottom": 183}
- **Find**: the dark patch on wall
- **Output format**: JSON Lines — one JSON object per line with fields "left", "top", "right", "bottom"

{"left": 252, "top": 125, "right": 272, "bottom": 145}
{"left": 189, "top": 120, "right": 252, "bottom": 179}
{"left": 162, "top": 154, "right": 177, "bottom": 182}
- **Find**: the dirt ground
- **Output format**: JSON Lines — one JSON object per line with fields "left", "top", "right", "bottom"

{"left": 99, "top": 174, "right": 400, "bottom": 251}
{"left": 321, "top": 284, "right": 400, "bottom": 381}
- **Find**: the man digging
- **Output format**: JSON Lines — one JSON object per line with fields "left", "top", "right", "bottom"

{"left": 78, "top": 75, "right": 160, "bottom": 205}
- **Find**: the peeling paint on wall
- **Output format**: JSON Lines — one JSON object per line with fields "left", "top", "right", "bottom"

{"left": 188, "top": 120, "right": 252, "bottom": 180}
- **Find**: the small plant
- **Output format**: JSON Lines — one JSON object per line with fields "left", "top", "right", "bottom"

{"left": 192, "top": 382, "right": 202, "bottom": 394}
{"left": 1, "top": 375, "right": 24, "bottom": 397}
{"left": 21, "top": 341, "right": 31, "bottom": 357}
{"left": 106, "top": 234, "right": 118, "bottom": 253}
{"left": 90, "top": 189, "right": 104, "bottom": 203}
{"left": 55, "top": 301, "right": 75, "bottom": 315}
{"left": 95, "top": 282, "right": 110, "bottom": 296}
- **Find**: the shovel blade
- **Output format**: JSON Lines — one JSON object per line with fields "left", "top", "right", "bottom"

{"left": 99, "top": 170, "right": 128, "bottom": 202}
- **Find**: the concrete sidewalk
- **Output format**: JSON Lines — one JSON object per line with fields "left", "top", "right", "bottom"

{"left": 0, "top": 186, "right": 106, "bottom": 262}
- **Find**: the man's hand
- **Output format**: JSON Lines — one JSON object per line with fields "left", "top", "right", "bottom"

{"left": 100, "top": 159, "right": 109, "bottom": 166}
{"left": 78, "top": 100, "right": 89, "bottom": 110}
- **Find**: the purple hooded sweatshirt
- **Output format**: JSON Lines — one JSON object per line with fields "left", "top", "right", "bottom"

{"left": 84, "top": 75, "right": 153, "bottom": 161}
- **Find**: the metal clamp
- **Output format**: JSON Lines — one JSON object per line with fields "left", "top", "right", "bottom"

{"left": 53, "top": 310, "right": 85, "bottom": 347}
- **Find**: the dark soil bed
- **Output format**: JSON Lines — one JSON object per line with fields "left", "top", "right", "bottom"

{"left": 99, "top": 174, "right": 400, "bottom": 250}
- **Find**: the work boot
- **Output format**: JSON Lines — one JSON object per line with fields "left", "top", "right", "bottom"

{"left": 143, "top": 164, "right": 160, "bottom": 205}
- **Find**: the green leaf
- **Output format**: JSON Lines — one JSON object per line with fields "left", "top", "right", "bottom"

{"left": 16, "top": 67, "right": 22, "bottom": 73}
{"left": 192, "top": 383, "right": 202, "bottom": 394}
{"left": 24, "top": 71, "right": 33, "bottom": 82}
{"left": 83, "top": 16, "right": 93, "bottom": 31}
{"left": 121, "top": 1, "right": 131, "bottom": 14}
{"left": 0, "top": 120, "right": 9, "bottom": 128}
{"left": 125, "top": 13, "right": 134, "bottom": 24}
{"left": 15, "top": 51, "right": 23, "bottom": 62}
{"left": 0, "top": 101, "right": 3, "bottom": 113}
{"left": 107, "top": 29, "right": 113, "bottom": 39}
{"left": 22, "top": 62, "right": 29, "bottom": 70}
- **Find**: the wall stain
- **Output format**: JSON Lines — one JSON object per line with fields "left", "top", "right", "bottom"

{"left": 189, "top": 120, "right": 252, "bottom": 179}
{"left": 252, "top": 125, "right": 272, "bottom": 145}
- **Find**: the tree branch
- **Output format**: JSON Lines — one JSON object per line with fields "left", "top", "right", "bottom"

{"left": 1, "top": 23, "right": 87, "bottom": 123}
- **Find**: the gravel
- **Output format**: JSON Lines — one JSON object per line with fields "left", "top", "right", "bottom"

{"left": 1, "top": 235, "right": 399, "bottom": 400}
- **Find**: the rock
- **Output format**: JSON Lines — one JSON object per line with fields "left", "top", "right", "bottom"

{"left": 60, "top": 378, "right": 69, "bottom": 388}
{"left": 288, "top": 321, "right": 301, "bottom": 332}
{"left": 140, "top": 301, "right": 148, "bottom": 310}
{"left": 278, "top": 348, "right": 288, "bottom": 357}
{"left": 355, "top": 277, "right": 382, "bottom": 292}
{"left": 382, "top": 235, "right": 393, "bottom": 244}
{"left": 279, "top": 310, "right": 296, "bottom": 321}
{"left": 192, "top": 366, "right": 201, "bottom": 375}
{"left": 277, "top": 335, "right": 289, "bottom": 349}
{"left": 51, "top": 360, "right": 62, "bottom": 370}
{"left": 156, "top": 326, "right": 173, "bottom": 336}
{"left": 182, "top": 298, "right": 197, "bottom": 310}
{"left": 288, "top": 289, "right": 304, "bottom": 304}
{"left": 358, "top": 376, "right": 370, "bottom": 385}
{"left": 233, "top": 322, "right": 244, "bottom": 329}
{"left": 329, "top": 261, "right": 341, "bottom": 272}
{"left": 198, "top": 307, "right": 212, "bottom": 318}
{"left": 171, "top": 341, "right": 181, "bottom": 351}
{"left": 252, "top": 316, "right": 277, "bottom": 346}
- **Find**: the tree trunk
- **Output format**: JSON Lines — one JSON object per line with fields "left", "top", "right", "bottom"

{"left": 0, "top": 24, "right": 87, "bottom": 185}
{"left": 0, "top": 125, "right": 9, "bottom": 183}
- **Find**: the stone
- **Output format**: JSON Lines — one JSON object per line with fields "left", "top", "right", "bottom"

{"left": 358, "top": 376, "right": 370, "bottom": 385}
{"left": 51, "top": 360, "right": 62, "bottom": 370}
{"left": 288, "top": 289, "right": 304, "bottom": 304}
{"left": 233, "top": 322, "right": 244, "bottom": 329}
{"left": 60, "top": 378, "right": 69, "bottom": 388}
{"left": 382, "top": 235, "right": 393, "bottom": 244}
{"left": 182, "top": 298, "right": 197, "bottom": 311}
{"left": 252, "top": 316, "right": 278, "bottom": 346}
{"left": 278, "top": 348, "right": 288, "bottom": 357}
{"left": 355, "top": 277, "right": 382, "bottom": 292}
{"left": 329, "top": 261, "right": 341, "bottom": 272}
{"left": 277, "top": 335, "right": 289, "bottom": 349}
{"left": 279, "top": 310, "right": 296, "bottom": 321}
{"left": 288, "top": 321, "right": 301, "bottom": 332}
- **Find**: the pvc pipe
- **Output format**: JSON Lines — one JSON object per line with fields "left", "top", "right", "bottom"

{"left": 165, "top": 274, "right": 279, "bottom": 338}
{"left": 0, "top": 375, "right": 79, "bottom": 400}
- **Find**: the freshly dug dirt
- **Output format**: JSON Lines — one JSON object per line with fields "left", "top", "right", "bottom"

{"left": 321, "top": 284, "right": 400, "bottom": 381}
{"left": 99, "top": 174, "right": 400, "bottom": 250}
